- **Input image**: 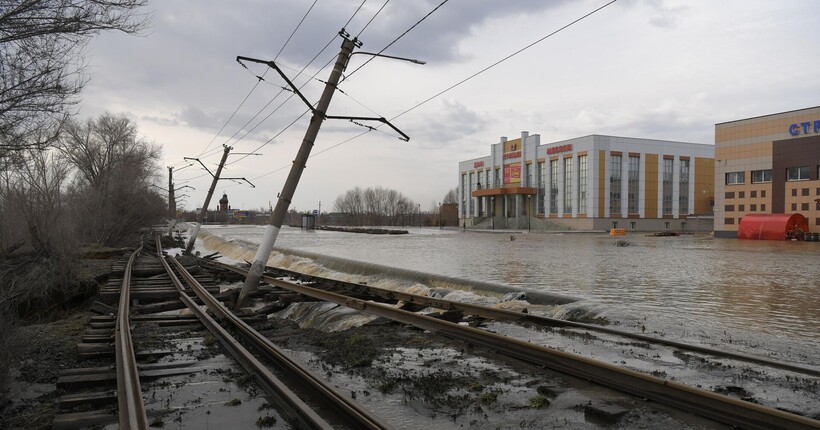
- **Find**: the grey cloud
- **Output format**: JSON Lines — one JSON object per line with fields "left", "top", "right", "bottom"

{"left": 404, "top": 99, "right": 489, "bottom": 148}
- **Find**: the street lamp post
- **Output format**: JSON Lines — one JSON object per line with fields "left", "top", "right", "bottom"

{"left": 418, "top": 203, "right": 421, "bottom": 228}
{"left": 491, "top": 196, "right": 495, "bottom": 230}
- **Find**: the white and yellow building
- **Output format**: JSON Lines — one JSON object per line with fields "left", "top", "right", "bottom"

{"left": 458, "top": 132, "right": 715, "bottom": 231}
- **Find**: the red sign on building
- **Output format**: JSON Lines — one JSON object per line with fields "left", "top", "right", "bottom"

{"left": 547, "top": 144, "right": 572, "bottom": 155}
{"left": 474, "top": 161, "right": 484, "bottom": 168}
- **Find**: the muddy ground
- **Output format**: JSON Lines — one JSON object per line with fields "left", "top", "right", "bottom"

{"left": 0, "top": 249, "right": 791, "bottom": 429}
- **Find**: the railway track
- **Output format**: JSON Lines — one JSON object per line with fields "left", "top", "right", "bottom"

{"left": 52, "top": 238, "right": 391, "bottom": 429}
{"left": 154, "top": 235, "right": 392, "bottom": 429}
{"left": 114, "top": 245, "right": 150, "bottom": 429}
{"left": 205, "top": 259, "right": 820, "bottom": 430}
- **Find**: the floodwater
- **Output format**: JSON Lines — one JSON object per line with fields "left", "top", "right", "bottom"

{"left": 195, "top": 225, "right": 820, "bottom": 365}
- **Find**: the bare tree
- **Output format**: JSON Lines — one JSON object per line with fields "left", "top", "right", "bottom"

{"left": 333, "top": 186, "right": 416, "bottom": 226}
{"left": 59, "top": 113, "right": 164, "bottom": 246}
{"left": 0, "top": 0, "right": 149, "bottom": 156}
{"left": 443, "top": 187, "right": 458, "bottom": 204}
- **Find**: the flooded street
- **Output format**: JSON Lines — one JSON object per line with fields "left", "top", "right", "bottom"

{"left": 197, "top": 225, "right": 820, "bottom": 365}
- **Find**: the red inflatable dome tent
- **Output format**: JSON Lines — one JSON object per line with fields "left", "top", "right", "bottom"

{"left": 737, "top": 213, "right": 809, "bottom": 240}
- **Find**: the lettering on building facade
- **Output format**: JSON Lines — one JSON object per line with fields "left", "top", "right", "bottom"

{"left": 788, "top": 120, "right": 820, "bottom": 136}
{"left": 547, "top": 144, "right": 573, "bottom": 155}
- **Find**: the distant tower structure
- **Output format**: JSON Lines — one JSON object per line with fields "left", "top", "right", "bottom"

{"left": 219, "top": 193, "right": 229, "bottom": 211}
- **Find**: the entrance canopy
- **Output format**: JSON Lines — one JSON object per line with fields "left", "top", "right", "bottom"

{"left": 738, "top": 213, "right": 809, "bottom": 240}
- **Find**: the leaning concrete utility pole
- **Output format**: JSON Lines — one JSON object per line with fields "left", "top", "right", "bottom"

{"left": 185, "top": 145, "right": 232, "bottom": 254}
{"left": 235, "top": 37, "right": 356, "bottom": 308}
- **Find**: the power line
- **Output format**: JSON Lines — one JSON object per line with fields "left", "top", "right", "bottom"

{"left": 344, "top": 0, "right": 368, "bottom": 29}
{"left": 391, "top": 0, "right": 618, "bottom": 121}
{"left": 275, "top": 0, "right": 318, "bottom": 61}
{"left": 194, "top": 0, "right": 318, "bottom": 158}
{"left": 356, "top": 0, "right": 389, "bottom": 38}
{"left": 239, "top": 0, "right": 618, "bottom": 182}
{"left": 344, "top": 0, "right": 449, "bottom": 83}
{"left": 216, "top": 1, "right": 371, "bottom": 155}
{"left": 226, "top": 54, "right": 336, "bottom": 155}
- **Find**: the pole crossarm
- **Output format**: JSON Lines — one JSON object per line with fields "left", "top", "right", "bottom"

{"left": 329, "top": 115, "right": 409, "bottom": 141}
{"left": 236, "top": 56, "right": 316, "bottom": 114}
{"left": 237, "top": 40, "right": 418, "bottom": 143}
{"left": 225, "top": 177, "right": 256, "bottom": 188}
{"left": 183, "top": 156, "right": 216, "bottom": 178}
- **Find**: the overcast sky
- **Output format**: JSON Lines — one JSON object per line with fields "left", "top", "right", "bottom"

{"left": 79, "top": 0, "right": 820, "bottom": 213}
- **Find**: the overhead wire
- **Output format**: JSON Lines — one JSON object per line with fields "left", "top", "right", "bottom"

{"left": 221, "top": 1, "right": 374, "bottom": 165}
{"left": 193, "top": 0, "right": 318, "bottom": 158}
{"left": 343, "top": 0, "right": 449, "bottom": 83}
{"left": 240, "top": 0, "right": 618, "bottom": 185}
{"left": 391, "top": 0, "right": 617, "bottom": 121}
{"left": 356, "top": 0, "right": 389, "bottom": 38}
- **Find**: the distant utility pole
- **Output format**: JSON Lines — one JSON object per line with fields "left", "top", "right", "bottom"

{"left": 235, "top": 29, "right": 420, "bottom": 308}
{"left": 168, "top": 166, "right": 175, "bottom": 239}
{"left": 184, "top": 145, "right": 257, "bottom": 254}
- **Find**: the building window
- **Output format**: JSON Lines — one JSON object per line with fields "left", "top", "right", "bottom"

{"left": 550, "top": 159, "right": 558, "bottom": 214}
{"left": 725, "top": 218, "right": 734, "bottom": 225}
{"left": 739, "top": 191, "right": 745, "bottom": 198}
{"left": 739, "top": 204, "right": 745, "bottom": 212}
{"left": 802, "top": 188, "right": 810, "bottom": 196}
{"left": 762, "top": 190, "right": 766, "bottom": 198}
{"left": 525, "top": 163, "right": 531, "bottom": 187}
{"left": 801, "top": 203, "right": 809, "bottom": 210}
{"left": 750, "top": 204, "right": 757, "bottom": 212}
{"left": 792, "top": 189, "right": 798, "bottom": 197}
{"left": 461, "top": 174, "right": 468, "bottom": 216}
{"left": 751, "top": 170, "right": 772, "bottom": 183}
{"left": 787, "top": 166, "right": 810, "bottom": 181}
{"left": 610, "top": 154, "right": 622, "bottom": 214}
{"left": 751, "top": 190, "right": 757, "bottom": 198}
{"left": 612, "top": 221, "right": 618, "bottom": 229}
{"left": 630, "top": 221, "right": 636, "bottom": 230}
{"left": 663, "top": 158, "right": 673, "bottom": 215}
{"left": 725, "top": 192, "right": 735, "bottom": 199}
{"left": 791, "top": 203, "right": 797, "bottom": 211}
{"left": 578, "top": 155, "right": 587, "bottom": 215}
{"left": 538, "top": 162, "right": 545, "bottom": 214}
{"left": 725, "top": 205, "right": 735, "bottom": 212}
{"left": 761, "top": 204, "right": 766, "bottom": 211}
{"left": 469, "top": 172, "right": 475, "bottom": 215}
{"left": 726, "top": 171, "right": 745, "bottom": 185}
{"left": 628, "top": 155, "right": 639, "bottom": 213}
{"left": 679, "top": 159, "right": 689, "bottom": 215}
{"left": 495, "top": 168, "right": 501, "bottom": 188}
{"left": 563, "top": 157, "right": 573, "bottom": 214}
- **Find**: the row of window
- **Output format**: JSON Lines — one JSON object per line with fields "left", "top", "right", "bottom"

{"left": 725, "top": 204, "right": 766, "bottom": 212}
{"left": 726, "top": 166, "right": 817, "bottom": 185}
{"left": 725, "top": 190, "right": 767, "bottom": 199}
{"left": 725, "top": 188, "right": 820, "bottom": 200}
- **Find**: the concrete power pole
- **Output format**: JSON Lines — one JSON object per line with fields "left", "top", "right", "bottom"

{"left": 168, "top": 166, "right": 176, "bottom": 239}
{"left": 185, "top": 145, "right": 232, "bottom": 254}
{"left": 235, "top": 36, "right": 356, "bottom": 308}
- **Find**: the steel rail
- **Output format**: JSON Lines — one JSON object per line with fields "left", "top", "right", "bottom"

{"left": 151, "top": 239, "right": 332, "bottom": 429}
{"left": 162, "top": 246, "right": 391, "bottom": 429}
{"left": 115, "top": 245, "right": 149, "bottom": 429}
{"left": 249, "top": 263, "right": 820, "bottom": 378}
{"left": 217, "top": 263, "right": 820, "bottom": 430}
